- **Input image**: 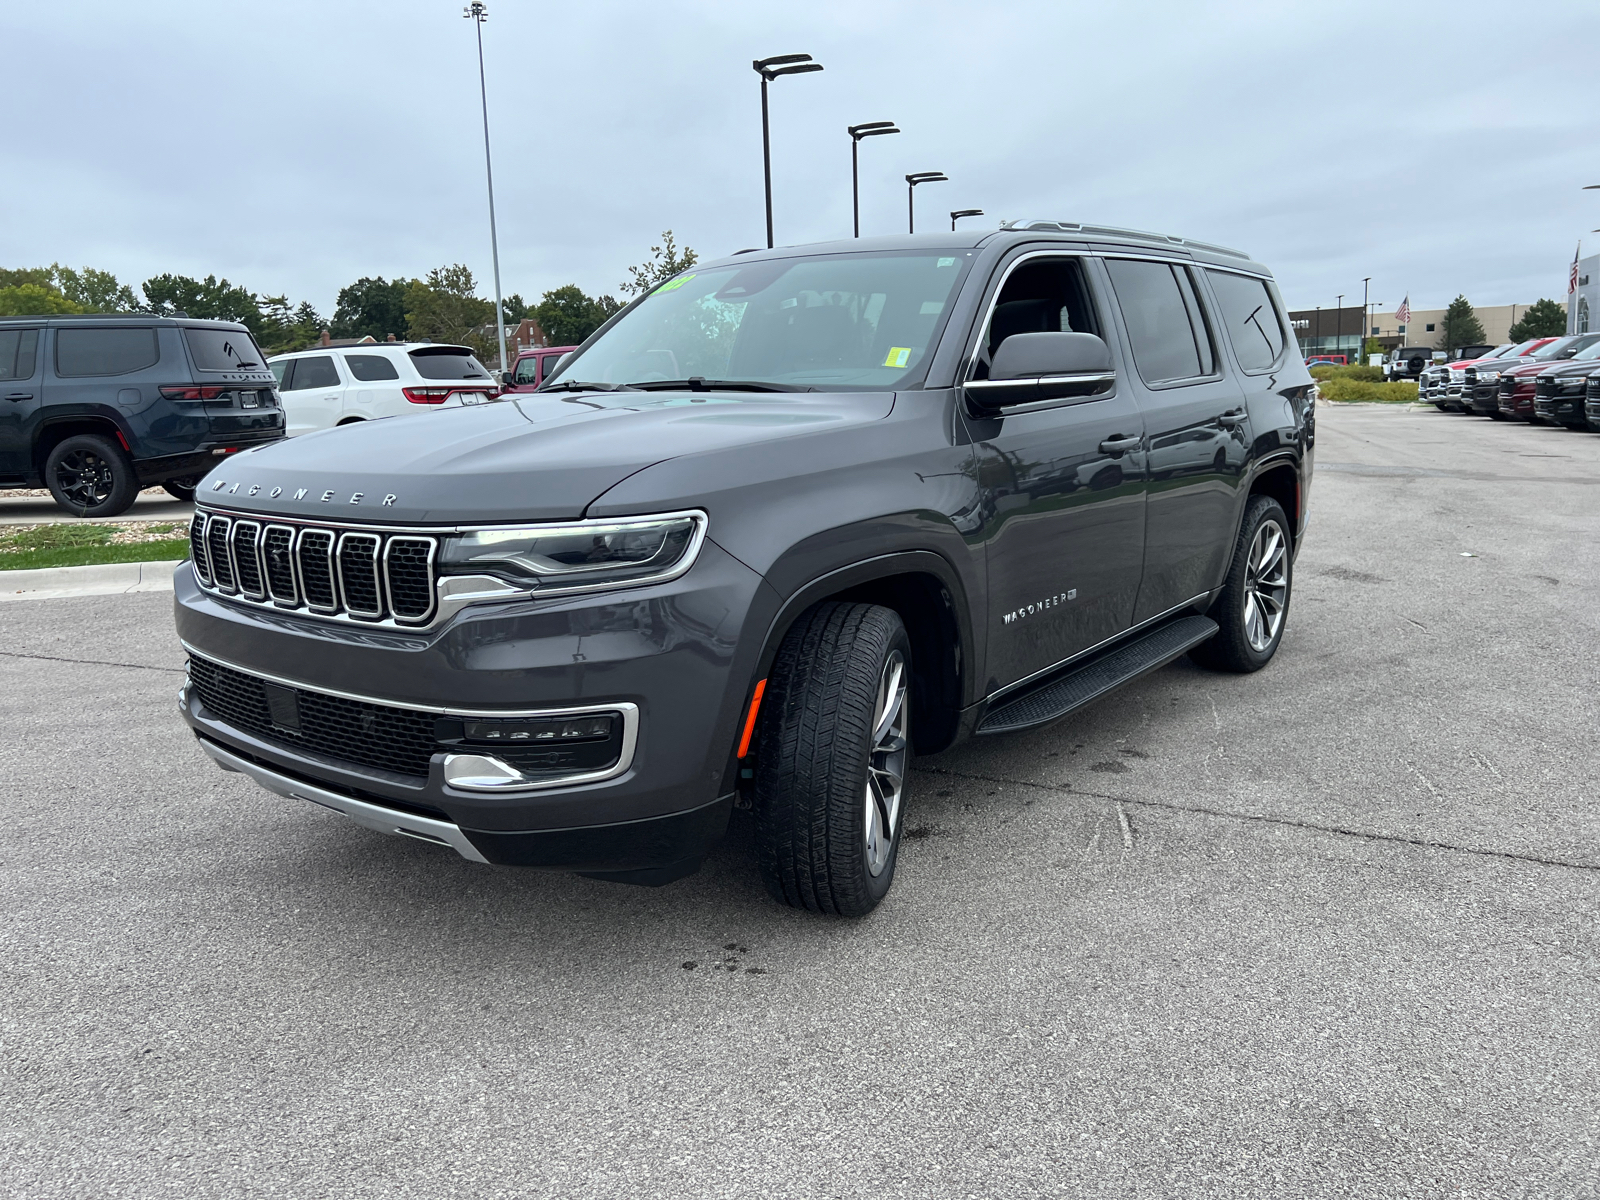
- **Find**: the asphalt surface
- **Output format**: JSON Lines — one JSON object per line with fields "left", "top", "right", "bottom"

{"left": 2, "top": 403, "right": 1596, "bottom": 1199}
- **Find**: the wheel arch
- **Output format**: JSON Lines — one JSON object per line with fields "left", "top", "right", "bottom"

{"left": 1246, "top": 454, "right": 1300, "bottom": 546}
{"left": 33, "top": 416, "right": 132, "bottom": 472}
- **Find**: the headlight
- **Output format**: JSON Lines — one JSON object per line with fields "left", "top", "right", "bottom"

{"left": 440, "top": 511, "right": 707, "bottom": 595}
{"left": 1561, "top": 377, "right": 1586, "bottom": 390}
{"left": 1479, "top": 369, "right": 1499, "bottom": 381}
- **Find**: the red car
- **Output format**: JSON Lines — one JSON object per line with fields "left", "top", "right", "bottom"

{"left": 501, "top": 345, "right": 578, "bottom": 393}
{"left": 1492, "top": 334, "right": 1600, "bottom": 421}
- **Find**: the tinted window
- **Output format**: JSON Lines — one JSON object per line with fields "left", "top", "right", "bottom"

{"left": 55, "top": 327, "right": 160, "bottom": 377}
{"left": 284, "top": 356, "right": 340, "bottom": 390}
{"left": 184, "top": 327, "right": 265, "bottom": 371}
{"left": 345, "top": 353, "right": 400, "bottom": 381}
{"left": 512, "top": 356, "right": 540, "bottom": 385}
{"left": 1173, "top": 267, "right": 1217, "bottom": 376}
{"left": 1105, "top": 259, "right": 1205, "bottom": 384}
{"left": 410, "top": 348, "right": 492, "bottom": 381}
{"left": 1206, "top": 271, "right": 1287, "bottom": 372}
{"left": 0, "top": 328, "right": 40, "bottom": 381}
{"left": 270, "top": 359, "right": 291, "bottom": 386}
{"left": 980, "top": 256, "right": 1101, "bottom": 373}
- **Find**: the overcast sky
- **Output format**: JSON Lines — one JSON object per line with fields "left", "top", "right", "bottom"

{"left": 5, "top": 0, "right": 1598, "bottom": 320}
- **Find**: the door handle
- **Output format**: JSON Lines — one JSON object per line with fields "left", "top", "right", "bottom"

{"left": 1217, "top": 409, "right": 1247, "bottom": 426}
{"left": 1098, "top": 434, "right": 1141, "bottom": 454}
{"left": 5, "top": 392, "right": 33, "bottom": 402}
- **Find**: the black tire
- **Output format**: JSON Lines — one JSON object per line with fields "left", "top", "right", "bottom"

{"left": 1434, "top": 402, "right": 1449, "bottom": 412}
{"left": 753, "top": 601, "right": 911, "bottom": 917}
{"left": 1190, "top": 495, "right": 1292, "bottom": 674}
{"left": 162, "top": 476, "right": 200, "bottom": 502}
{"left": 44, "top": 434, "right": 139, "bottom": 518}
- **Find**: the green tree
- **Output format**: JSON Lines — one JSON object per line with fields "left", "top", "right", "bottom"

{"left": 332, "top": 276, "right": 410, "bottom": 341}
{"left": 619, "top": 230, "right": 699, "bottom": 297}
{"left": 404, "top": 265, "right": 495, "bottom": 355}
{"left": 1508, "top": 298, "right": 1567, "bottom": 341}
{"left": 0, "top": 282, "right": 82, "bottom": 316}
{"left": 502, "top": 293, "right": 529, "bottom": 324}
{"left": 142, "top": 273, "right": 265, "bottom": 335}
{"left": 53, "top": 265, "right": 139, "bottom": 312}
{"left": 1438, "top": 295, "right": 1486, "bottom": 350}
{"left": 533, "top": 285, "right": 623, "bottom": 347}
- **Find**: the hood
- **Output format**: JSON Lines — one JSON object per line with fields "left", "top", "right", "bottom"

{"left": 1538, "top": 359, "right": 1600, "bottom": 379}
{"left": 196, "top": 389, "right": 894, "bottom": 524}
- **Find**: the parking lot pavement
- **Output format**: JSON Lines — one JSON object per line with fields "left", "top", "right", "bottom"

{"left": 0, "top": 487, "right": 193, "bottom": 527}
{"left": 1, "top": 403, "right": 1596, "bottom": 1199}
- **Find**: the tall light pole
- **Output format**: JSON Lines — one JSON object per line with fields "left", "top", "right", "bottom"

{"left": 905, "top": 172, "right": 947, "bottom": 234}
{"left": 1336, "top": 294, "right": 1344, "bottom": 361}
{"left": 1361, "top": 276, "right": 1371, "bottom": 363}
{"left": 464, "top": 2, "right": 507, "bottom": 374}
{"left": 753, "top": 54, "right": 824, "bottom": 249}
{"left": 848, "top": 121, "right": 899, "bottom": 238}
{"left": 950, "top": 208, "right": 984, "bottom": 231}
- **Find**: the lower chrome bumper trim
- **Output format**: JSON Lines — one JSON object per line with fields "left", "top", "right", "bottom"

{"left": 198, "top": 737, "right": 490, "bottom": 863}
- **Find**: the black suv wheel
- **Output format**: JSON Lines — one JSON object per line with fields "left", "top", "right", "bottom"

{"left": 45, "top": 434, "right": 139, "bottom": 518}
{"left": 753, "top": 602, "right": 911, "bottom": 917}
{"left": 162, "top": 476, "right": 201, "bottom": 502}
{"left": 1190, "top": 495, "right": 1292, "bottom": 673}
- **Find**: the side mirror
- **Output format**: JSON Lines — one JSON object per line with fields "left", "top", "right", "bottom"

{"left": 965, "top": 332, "right": 1115, "bottom": 413}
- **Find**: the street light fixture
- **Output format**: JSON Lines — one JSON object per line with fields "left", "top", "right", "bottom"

{"left": 905, "top": 172, "right": 947, "bottom": 234}
{"left": 847, "top": 121, "right": 899, "bottom": 238}
{"left": 950, "top": 208, "right": 984, "bottom": 231}
{"left": 753, "top": 54, "right": 824, "bottom": 249}
{"left": 464, "top": 2, "right": 507, "bottom": 374}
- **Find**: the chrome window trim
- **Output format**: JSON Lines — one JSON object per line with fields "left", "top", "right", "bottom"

{"left": 335, "top": 531, "right": 385, "bottom": 619}
{"left": 183, "top": 645, "right": 640, "bottom": 793}
{"left": 228, "top": 519, "right": 267, "bottom": 601}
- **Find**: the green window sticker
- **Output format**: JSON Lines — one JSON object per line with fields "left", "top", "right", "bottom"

{"left": 920, "top": 301, "right": 944, "bottom": 315}
{"left": 937, "top": 257, "right": 956, "bottom": 267}
{"left": 884, "top": 347, "right": 911, "bottom": 369}
{"left": 652, "top": 273, "right": 696, "bottom": 295}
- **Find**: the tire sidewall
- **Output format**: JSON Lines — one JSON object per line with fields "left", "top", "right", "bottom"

{"left": 1231, "top": 498, "right": 1292, "bottom": 670}
{"left": 45, "top": 434, "right": 138, "bottom": 518}
{"left": 856, "top": 622, "right": 912, "bottom": 908}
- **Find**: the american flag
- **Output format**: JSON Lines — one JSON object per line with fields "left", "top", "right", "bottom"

{"left": 1395, "top": 295, "right": 1411, "bottom": 326}
{"left": 1570, "top": 243, "right": 1582, "bottom": 295}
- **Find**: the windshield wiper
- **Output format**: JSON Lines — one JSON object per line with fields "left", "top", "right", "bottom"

{"left": 626, "top": 377, "right": 811, "bottom": 393}
{"left": 537, "top": 380, "right": 638, "bottom": 393}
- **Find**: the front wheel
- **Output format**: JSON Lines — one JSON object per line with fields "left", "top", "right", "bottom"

{"left": 1190, "top": 495, "right": 1292, "bottom": 673}
{"left": 753, "top": 602, "right": 911, "bottom": 917}
{"left": 162, "top": 476, "right": 200, "bottom": 502}
{"left": 45, "top": 434, "right": 139, "bottom": 518}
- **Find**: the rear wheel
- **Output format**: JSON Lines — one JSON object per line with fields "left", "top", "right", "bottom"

{"left": 753, "top": 602, "right": 911, "bottom": 917}
{"left": 1190, "top": 495, "right": 1292, "bottom": 674}
{"left": 162, "top": 476, "right": 200, "bottom": 502}
{"left": 45, "top": 434, "right": 138, "bottom": 518}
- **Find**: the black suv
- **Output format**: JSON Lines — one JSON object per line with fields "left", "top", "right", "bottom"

{"left": 173, "top": 223, "right": 1314, "bottom": 916}
{"left": 0, "top": 315, "right": 283, "bottom": 516}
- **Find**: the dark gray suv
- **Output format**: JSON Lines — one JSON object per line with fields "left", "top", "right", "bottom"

{"left": 173, "top": 222, "right": 1315, "bottom": 916}
{"left": 0, "top": 315, "right": 283, "bottom": 516}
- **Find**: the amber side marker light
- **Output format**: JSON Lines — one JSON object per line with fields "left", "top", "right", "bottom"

{"left": 736, "top": 679, "right": 767, "bottom": 758}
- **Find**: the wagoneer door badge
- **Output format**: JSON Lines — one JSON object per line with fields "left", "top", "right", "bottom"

{"left": 1002, "top": 589, "right": 1077, "bottom": 625}
{"left": 208, "top": 480, "right": 399, "bottom": 506}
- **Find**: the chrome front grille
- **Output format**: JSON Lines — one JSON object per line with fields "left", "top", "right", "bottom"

{"left": 190, "top": 509, "right": 438, "bottom": 626}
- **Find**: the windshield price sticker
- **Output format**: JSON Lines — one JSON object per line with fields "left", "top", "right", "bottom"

{"left": 884, "top": 347, "right": 912, "bottom": 368}
{"left": 652, "top": 274, "right": 696, "bottom": 295}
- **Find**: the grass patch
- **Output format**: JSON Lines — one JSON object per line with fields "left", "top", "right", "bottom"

{"left": 1316, "top": 377, "right": 1419, "bottom": 403}
{"left": 0, "top": 522, "right": 189, "bottom": 571}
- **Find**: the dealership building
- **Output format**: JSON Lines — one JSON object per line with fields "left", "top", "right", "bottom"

{"left": 1567, "top": 254, "right": 1600, "bottom": 334}
{"left": 1287, "top": 300, "right": 1566, "bottom": 360}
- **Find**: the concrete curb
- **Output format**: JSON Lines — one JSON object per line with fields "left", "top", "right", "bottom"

{"left": 0, "top": 560, "right": 182, "bottom": 602}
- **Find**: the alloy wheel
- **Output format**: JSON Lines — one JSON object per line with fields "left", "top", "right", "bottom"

{"left": 1243, "top": 519, "right": 1288, "bottom": 653}
{"left": 864, "top": 649, "right": 908, "bottom": 877}
{"left": 54, "top": 449, "right": 116, "bottom": 508}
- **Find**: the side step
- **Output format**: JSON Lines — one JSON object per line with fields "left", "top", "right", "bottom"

{"left": 976, "top": 614, "right": 1219, "bottom": 735}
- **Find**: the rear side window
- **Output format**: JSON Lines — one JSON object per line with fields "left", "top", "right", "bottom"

{"left": 1104, "top": 259, "right": 1209, "bottom": 384}
{"left": 511, "top": 356, "right": 540, "bottom": 385}
{"left": 1206, "top": 271, "right": 1287, "bottom": 372}
{"left": 541, "top": 354, "right": 567, "bottom": 382}
{"left": 410, "top": 348, "right": 492, "bottom": 380}
{"left": 0, "top": 328, "right": 40, "bottom": 380}
{"left": 184, "top": 327, "right": 265, "bottom": 371}
{"left": 345, "top": 354, "right": 400, "bottom": 381}
{"left": 283, "top": 356, "right": 340, "bottom": 390}
{"left": 55, "top": 327, "right": 160, "bottom": 377}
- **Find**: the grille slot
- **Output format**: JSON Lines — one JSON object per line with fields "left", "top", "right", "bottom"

{"left": 262, "top": 525, "right": 297, "bottom": 605}
{"left": 207, "top": 516, "right": 235, "bottom": 591}
{"left": 384, "top": 537, "right": 436, "bottom": 622}
{"left": 190, "top": 513, "right": 212, "bottom": 584}
{"left": 337, "top": 532, "right": 383, "bottom": 618}
{"left": 231, "top": 521, "right": 265, "bottom": 599}
{"left": 297, "top": 529, "right": 337, "bottom": 611}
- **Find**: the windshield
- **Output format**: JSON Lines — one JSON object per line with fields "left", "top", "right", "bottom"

{"left": 184, "top": 326, "right": 265, "bottom": 371}
{"left": 1531, "top": 336, "right": 1588, "bottom": 360}
{"left": 1569, "top": 338, "right": 1600, "bottom": 361}
{"left": 544, "top": 250, "right": 977, "bottom": 391}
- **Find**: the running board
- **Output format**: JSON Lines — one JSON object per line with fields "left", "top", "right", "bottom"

{"left": 976, "top": 614, "right": 1219, "bottom": 735}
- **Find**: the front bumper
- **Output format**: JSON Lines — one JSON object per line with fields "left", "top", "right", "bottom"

{"left": 175, "top": 537, "right": 772, "bottom": 874}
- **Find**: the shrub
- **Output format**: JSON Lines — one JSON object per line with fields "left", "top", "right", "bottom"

{"left": 1317, "top": 377, "right": 1418, "bottom": 403}
{"left": 1309, "top": 364, "right": 1383, "bottom": 383}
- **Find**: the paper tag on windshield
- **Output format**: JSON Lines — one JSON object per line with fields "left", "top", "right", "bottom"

{"left": 884, "top": 347, "right": 911, "bottom": 368}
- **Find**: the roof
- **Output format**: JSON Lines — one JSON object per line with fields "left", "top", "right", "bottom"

{"left": 0, "top": 313, "right": 251, "bottom": 327}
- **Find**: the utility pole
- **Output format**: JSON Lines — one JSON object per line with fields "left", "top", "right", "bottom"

{"left": 848, "top": 122, "right": 899, "bottom": 238}
{"left": 464, "top": 2, "right": 507, "bottom": 374}
{"left": 753, "top": 55, "right": 824, "bottom": 249}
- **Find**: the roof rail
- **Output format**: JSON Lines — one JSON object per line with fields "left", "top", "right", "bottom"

{"left": 999, "top": 219, "right": 1251, "bottom": 261}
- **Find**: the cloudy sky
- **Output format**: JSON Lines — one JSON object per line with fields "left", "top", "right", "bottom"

{"left": 5, "top": 0, "right": 1598, "bottom": 320}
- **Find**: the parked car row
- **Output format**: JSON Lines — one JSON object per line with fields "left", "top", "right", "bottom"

{"left": 1418, "top": 334, "right": 1600, "bottom": 429}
